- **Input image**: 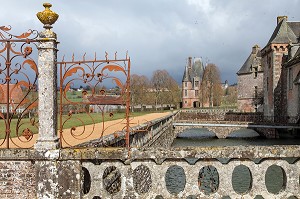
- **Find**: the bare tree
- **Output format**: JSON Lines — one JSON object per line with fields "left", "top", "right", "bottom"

{"left": 130, "top": 74, "right": 150, "bottom": 111}
{"left": 222, "top": 84, "right": 237, "bottom": 106}
{"left": 151, "top": 70, "right": 179, "bottom": 110}
{"left": 200, "top": 63, "right": 223, "bottom": 107}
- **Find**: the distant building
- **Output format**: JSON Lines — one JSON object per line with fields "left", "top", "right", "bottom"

{"left": 84, "top": 94, "right": 125, "bottom": 113}
{"left": 0, "top": 84, "right": 25, "bottom": 113}
{"left": 221, "top": 80, "right": 229, "bottom": 90}
{"left": 261, "top": 16, "right": 300, "bottom": 121}
{"left": 182, "top": 57, "right": 204, "bottom": 108}
{"left": 237, "top": 45, "right": 263, "bottom": 112}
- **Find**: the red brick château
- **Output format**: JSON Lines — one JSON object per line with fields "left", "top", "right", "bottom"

{"left": 182, "top": 57, "right": 204, "bottom": 108}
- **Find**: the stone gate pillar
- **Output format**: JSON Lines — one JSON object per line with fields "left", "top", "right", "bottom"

{"left": 34, "top": 3, "right": 61, "bottom": 199}
{"left": 35, "top": 3, "right": 59, "bottom": 150}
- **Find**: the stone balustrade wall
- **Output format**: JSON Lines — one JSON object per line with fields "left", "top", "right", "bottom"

{"left": 0, "top": 147, "right": 299, "bottom": 198}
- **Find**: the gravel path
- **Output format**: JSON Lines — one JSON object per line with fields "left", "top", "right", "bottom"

{"left": 2, "top": 112, "right": 171, "bottom": 148}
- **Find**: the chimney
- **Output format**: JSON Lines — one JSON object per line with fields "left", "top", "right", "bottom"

{"left": 188, "top": 57, "right": 192, "bottom": 69}
{"left": 277, "top": 16, "right": 288, "bottom": 24}
{"left": 252, "top": 44, "right": 260, "bottom": 54}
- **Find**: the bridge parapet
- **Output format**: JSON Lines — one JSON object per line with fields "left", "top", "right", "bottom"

{"left": 177, "top": 110, "right": 300, "bottom": 125}
{"left": 78, "top": 112, "right": 177, "bottom": 148}
{"left": 0, "top": 146, "right": 299, "bottom": 198}
{"left": 68, "top": 146, "right": 300, "bottom": 198}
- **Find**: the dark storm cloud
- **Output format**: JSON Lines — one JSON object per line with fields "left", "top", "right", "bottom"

{"left": 1, "top": 0, "right": 300, "bottom": 84}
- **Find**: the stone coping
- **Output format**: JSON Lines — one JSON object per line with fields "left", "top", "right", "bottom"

{"left": 0, "top": 146, "right": 299, "bottom": 163}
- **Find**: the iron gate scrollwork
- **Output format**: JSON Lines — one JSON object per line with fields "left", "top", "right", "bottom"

{"left": 0, "top": 26, "right": 39, "bottom": 148}
{"left": 58, "top": 52, "right": 131, "bottom": 148}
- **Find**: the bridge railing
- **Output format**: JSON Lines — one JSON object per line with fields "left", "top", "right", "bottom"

{"left": 177, "top": 110, "right": 299, "bottom": 125}
{"left": 76, "top": 112, "right": 176, "bottom": 148}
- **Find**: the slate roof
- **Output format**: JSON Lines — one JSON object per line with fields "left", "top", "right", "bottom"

{"left": 237, "top": 45, "right": 262, "bottom": 75}
{"left": 87, "top": 95, "right": 124, "bottom": 105}
{"left": 285, "top": 45, "right": 300, "bottom": 67}
{"left": 182, "top": 58, "right": 204, "bottom": 82}
{"left": 182, "top": 65, "right": 192, "bottom": 82}
{"left": 267, "top": 18, "right": 299, "bottom": 45}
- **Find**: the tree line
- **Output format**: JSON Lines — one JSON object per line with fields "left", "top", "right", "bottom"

{"left": 130, "top": 70, "right": 181, "bottom": 111}
{"left": 130, "top": 64, "right": 237, "bottom": 110}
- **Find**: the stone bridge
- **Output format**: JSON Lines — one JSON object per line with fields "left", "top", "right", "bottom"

{"left": 173, "top": 122, "right": 300, "bottom": 138}
{"left": 173, "top": 123, "right": 246, "bottom": 138}
{"left": 174, "top": 110, "right": 300, "bottom": 138}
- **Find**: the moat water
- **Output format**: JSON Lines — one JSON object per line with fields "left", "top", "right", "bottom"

{"left": 165, "top": 128, "right": 300, "bottom": 198}
{"left": 172, "top": 128, "right": 300, "bottom": 147}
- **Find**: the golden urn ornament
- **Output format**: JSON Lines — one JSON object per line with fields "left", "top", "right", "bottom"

{"left": 37, "top": 3, "right": 59, "bottom": 29}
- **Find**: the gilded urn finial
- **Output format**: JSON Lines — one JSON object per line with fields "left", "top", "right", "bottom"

{"left": 37, "top": 3, "right": 59, "bottom": 29}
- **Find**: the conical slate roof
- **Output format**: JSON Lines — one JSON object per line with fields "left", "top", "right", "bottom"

{"left": 182, "top": 57, "right": 204, "bottom": 82}
{"left": 182, "top": 65, "right": 191, "bottom": 82}
{"left": 193, "top": 58, "right": 204, "bottom": 78}
{"left": 237, "top": 45, "right": 261, "bottom": 75}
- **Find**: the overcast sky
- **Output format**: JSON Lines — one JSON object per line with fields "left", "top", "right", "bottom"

{"left": 1, "top": 0, "right": 300, "bottom": 84}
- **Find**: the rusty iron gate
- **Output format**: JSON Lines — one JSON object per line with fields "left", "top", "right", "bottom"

{"left": 0, "top": 26, "right": 39, "bottom": 148}
{"left": 0, "top": 25, "right": 133, "bottom": 149}
{"left": 57, "top": 52, "right": 131, "bottom": 148}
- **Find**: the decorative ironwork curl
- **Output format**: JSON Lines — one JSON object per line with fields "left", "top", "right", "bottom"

{"left": 58, "top": 52, "right": 131, "bottom": 148}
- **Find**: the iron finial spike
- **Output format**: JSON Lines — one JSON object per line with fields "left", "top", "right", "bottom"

{"left": 105, "top": 51, "right": 108, "bottom": 61}
{"left": 62, "top": 55, "right": 65, "bottom": 62}
{"left": 115, "top": 51, "right": 117, "bottom": 60}
{"left": 94, "top": 52, "right": 97, "bottom": 61}
{"left": 72, "top": 53, "right": 74, "bottom": 62}
{"left": 83, "top": 52, "right": 86, "bottom": 61}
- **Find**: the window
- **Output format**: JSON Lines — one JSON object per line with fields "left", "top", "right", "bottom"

{"left": 195, "top": 90, "right": 199, "bottom": 97}
{"left": 185, "top": 82, "right": 187, "bottom": 87}
{"left": 254, "top": 67, "right": 258, "bottom": 78}
{"left": 254, "top": 86, "right": 258, "bottom": 98}
{"left": 194, "top": 81, "right": 199, "bottom": 87}
{"left": 184, "top": 90, "right": 187, "bottom": 96}
{"left": 288, "top": 68, "right": 293, "bottom": 90}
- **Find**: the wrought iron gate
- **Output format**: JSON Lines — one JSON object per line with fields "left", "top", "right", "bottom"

{"left": 0, "top": 26, "right": 39, "bottom": 148}
{"left": 57, "top": 52, "right": 131, "bottom": 148}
